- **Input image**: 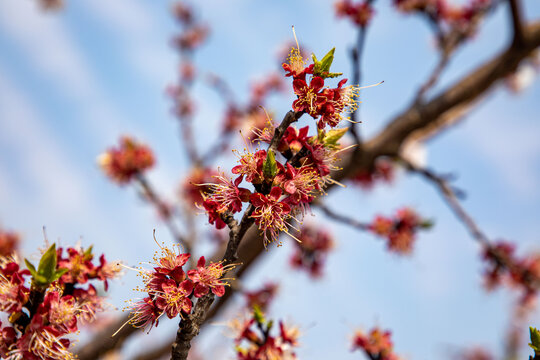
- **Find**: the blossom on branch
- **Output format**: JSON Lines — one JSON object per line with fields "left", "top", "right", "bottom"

{"left": 98, "top": 136, "right": 155, "bottom": 184}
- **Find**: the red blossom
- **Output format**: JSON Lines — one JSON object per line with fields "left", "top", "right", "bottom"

{"left": 352, "top": 327, "right": 400, "bottom": 360}
{"left": 187, "top": 256, "right": 231, "bottom": 297}
{"left": 232, "top": 149, "right": 267, "bottom": 184}
{"left": 250, "top": 187, "right": 292, "bottom": 246}
{"left": 292, "top": 76, "right": 326, "bottom": 117}
{"left": 335, "top": 0, "right": 375, "bottom": 27}
{"left": 369, "top": 208, "right": 427, "bottom": 254}
{"left": 99, "top": 136, "right": 155, "bottom": 184}
{"left": 156, "top": 279, "right": 194, "bottom": 318}
{"left": 290, "top": 225, "right": 334, "bottom": 278}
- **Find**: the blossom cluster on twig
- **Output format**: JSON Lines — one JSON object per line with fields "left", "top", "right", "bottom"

{"left": 0, "top": 243, "right": 120, "bottom": 360}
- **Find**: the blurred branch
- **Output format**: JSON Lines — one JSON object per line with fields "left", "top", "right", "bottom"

{"left": 508, "top": 0, "right": 525, "bottom": 46}
{"left": 135, "top": 173, "right": 193, "bottom": 255}
{"left": 399, "top": 156, "right": 540, "bottom": 291}
{"left": 398, "top": 156, "right": 487, "bottom": 244}
{"left": 414, "top": 53, "right": 450, "bottom": 104}
{"left": 339, "top": 20, "right": 540, "bottom": 182}
{"left": 318, "top": 203, "right": 370, "bottom": 231}
{"left": 349, "top": 25, "right": 369, "bottom": 144}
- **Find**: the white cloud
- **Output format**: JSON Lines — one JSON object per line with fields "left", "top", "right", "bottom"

{"left": 0, "top": 67, "right": 89, "bottom": 216}
{"left": 81, "top": 0, "right": 175, "bottom": 89}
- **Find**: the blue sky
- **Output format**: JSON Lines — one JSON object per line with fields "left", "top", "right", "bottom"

{"left": 0, "top": 0, "right": 539, "bottom": 359}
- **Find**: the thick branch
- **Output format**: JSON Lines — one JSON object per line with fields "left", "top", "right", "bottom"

{"left": 508, "top": 0, "right": 525, "bottom": 46}
{"left": 358, "top": 22, "right": 540, "bottom": 162}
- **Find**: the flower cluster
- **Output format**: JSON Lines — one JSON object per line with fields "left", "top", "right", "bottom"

{"left": 290, "top": 225, "right": 334, "bottom": 278}
{"left": 392, "top": 0, "right": 491, "bottom": 36}
{"left": 0, "top": 243, "right": 120, "bottom": 360}
{"left": 244, "top": 282, "right": 279, "bottom": 311}
{"left": 351, "top": 158, "right": 394, "bottom": 189}
{"left": 369, "top": 208, "right": 432, "bottom": 254}
{"left": 124, "top": 243, "right": 235, "bottom": 332}
{"left": 98, "top": 136, "right": 155, "bottom": 184}
{"left": 0, "top": 229, "right": 19, "bottom": 257}
{"left": 482, "top": 241, "right": 540, "bottom": 305}
{"left": 352, "top": 327, "right": 401, "bottom": 360}
{"left": 171, "top": 2, "right": 209, "bottom": 53}
{"left": 284, "top": 46, "right": 360, "bottom": 129}
{"left": 335, "top": 0, "right": 374, "bottom": 27}
{"left": 232, "top": 306, "right": 300, "bottom": 360}
{"left": 199, "top": 47, "right": 358, "bottom": 246}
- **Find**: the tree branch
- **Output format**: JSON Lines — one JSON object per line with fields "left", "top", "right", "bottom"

{"left": 317, "top": 203, "right": 370, "bottom": 231}
{"left": 508, "top": 0, "right": 525, "bottom": 47}
{"left": 170, "top": 111, "right": 302, "bottom": 360}
{"left": 75, "top": 20, "right": 540, "bottom": 360}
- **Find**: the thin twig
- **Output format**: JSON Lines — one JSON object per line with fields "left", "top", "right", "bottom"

{"left": 318, "top": 203, "right": 370, "bottom": 231}
{"left": 414, "top": 53, "right": 450, "bottom": 104}
{"left": 135, "top": 174, "right": 193, "bottom": 256}
{"left": 349, "top": 25, "right": 368, "bottom": 144}
{"left": 399, "top": 156, "right": 540, "bottom": 291}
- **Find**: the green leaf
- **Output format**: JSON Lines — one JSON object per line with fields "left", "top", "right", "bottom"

{"left": 419, "top": 219, "right": 435, "bottom": 229}
{"left": 530, "top": 327, "right": 540, "bottom": 353}
{"left": 266, "top": 319, "right": 274, "bottom": 333}
{"left": 51, "top": 268, "right": 69, "bottom": 282}
{"left": 323, "top": 128, "right": 348, "bottom": 148}
{"left": 84, "top": 245, "right": 93, "bottom": 258}
{"left": 253, "top": 304, "right": 265, "bottom": 325}
{"left": 24, "top": 259, "right": 38, "bottom": 278}
{"left": 262, "top": 150, "right": 278, "bottom": 179}
{"left": 312, "top": 48, "right": 343, "bottom": 79}
{"left": 36, "top": 244, "right": 58, "bottom": 286}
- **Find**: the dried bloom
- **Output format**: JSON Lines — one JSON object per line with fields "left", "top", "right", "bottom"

{"left": 98, "top": 136, "right": 155, "bottom": 184}
{"left": 187, "top": 256, "right": 236, "bottom": 297}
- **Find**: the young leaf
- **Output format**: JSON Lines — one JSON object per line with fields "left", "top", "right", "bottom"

{"left": 419, "top": 219, "right": 435, "bottom": 229}
{"left": 312, "top": 48, "right": 343, "bottom": 79}
{"left": 24, "top": 259, "right": 38, "bottom": 278}
{"left": 262, "top": 150, "right": 278, "bottom": 179}
{"left": 51, "top": 268, "right": 69, "bottom": 282}
{"left": 530, "top": 327, "right": 540, "bottom": 353}
{"left": 253, "top": 304, "right": 266, "bottom": 325}
{"left": 37, "top": 243, "right": 58, "bottom": 284}
{"left": 323, "top": 128, "right": 348, "bottom": 148}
